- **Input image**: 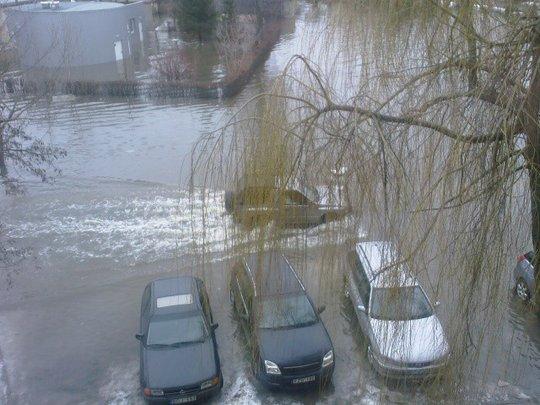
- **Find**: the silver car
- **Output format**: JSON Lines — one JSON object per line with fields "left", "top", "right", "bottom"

{"left": 514, "top": 251, "right": 537, "bottom": 302}
{"left": 345, "top": 241, "right": 450, "bottom": 378}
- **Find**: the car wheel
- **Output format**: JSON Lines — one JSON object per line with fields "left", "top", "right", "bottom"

{"left": 515, "top": 278, "right": 531, "bottom": 302}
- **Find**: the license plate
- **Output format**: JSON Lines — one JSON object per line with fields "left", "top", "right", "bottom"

{"left": 171, "top": 396, "right": 196, "bottom": 404}
{"left": 292, "top": 375, "right": 315, "bottom": 384}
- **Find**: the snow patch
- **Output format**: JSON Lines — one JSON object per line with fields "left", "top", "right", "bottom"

{"left": 0, "top": 358, "right": 8, "bottom": 405}
{"left": 221, "top": 374, "right": 260, "bottom": 405}
{"left": 99, "top": 360, "right": 143, "bottom": 405}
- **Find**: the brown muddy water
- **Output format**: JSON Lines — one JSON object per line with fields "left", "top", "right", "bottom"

{"left": 0, "top": 2, "right": 538, "bottom": 404}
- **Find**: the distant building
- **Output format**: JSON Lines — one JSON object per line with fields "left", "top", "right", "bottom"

{"left": 216, "top": 0, "right": 296, "bottom": 18}
{"left": 5, "top": 1, "right": 151, "bottom": 81}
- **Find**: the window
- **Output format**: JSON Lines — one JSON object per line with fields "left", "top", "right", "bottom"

{"left": 259, "top": 293, "right": 317, "bottom": 329}
{"left": 370, "top": 286, "right": 433, "bottom": 321}
{"left": 128, "top": 18, "right": 136, "bottom": 34}
{"left": 236, "top": 264, "right": 253, "bottom": 316}
{"left": 349, "top": 251, "right": 370, "bottom": 305}
{"left": 198, "top": 281, "right": 213, "bottom": 323}
{"left": 146, "top": 314, "right": 207, "bottom": 346}
{"left": 142, "top": 285, "right": 151, "bottom": 315}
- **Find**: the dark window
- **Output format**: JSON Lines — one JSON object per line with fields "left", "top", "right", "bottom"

{"left": 348, "top": 251, "right": 370, "bottom": 305}
{"left": 370, "top": 286, "right": 433, "bottom": 321}
{"left": 259, "top": 293, "right": 317, "bottom": 329}
{"left": 146, "top": 314, "right": 207, "bottom": 346}
{"left": 197, "top": 280, "right": 213, "bottom": 323}
{"left": 236, "top": 264, "right": 253, "bottom": 316}
{"left": 283, "top": 190, "right": 309, "bottom": 205}
{"left": 142, "top": 285, "right": 151, "bottom": 315}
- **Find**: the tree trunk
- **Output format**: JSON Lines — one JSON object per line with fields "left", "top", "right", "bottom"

{"left": 524, "top": 24, "right": 540, "bottom": 309}
{"left": 528, "top": 167, "right": 540, "bottom": 308}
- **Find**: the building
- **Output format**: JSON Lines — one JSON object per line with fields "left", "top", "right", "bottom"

{"left": 5, "top": 1, "right": 151, "bottom": 81}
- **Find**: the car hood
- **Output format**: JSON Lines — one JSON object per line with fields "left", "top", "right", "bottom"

{"left": 143, "top": 340, "right": 217, "bottom": 388}
{"left": 369, "top": 315, "right": 449, "bottom": 363}
{"left": 258, "top": 322, "right": 332, "bottom": 367}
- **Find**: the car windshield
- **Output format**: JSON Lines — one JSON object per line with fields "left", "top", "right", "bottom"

{"left": 259, "top": 293, "right": 318, "bottom": 329}
{"left": 146, "top": 314, "right": 207, "bottom": 347}
{"left": 370, "top": 286, "right": 433, "bottom": 321}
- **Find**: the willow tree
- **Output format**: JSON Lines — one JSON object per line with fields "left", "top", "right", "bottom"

{"left": 193, "top": 0, "right": 539, "bottom": 396}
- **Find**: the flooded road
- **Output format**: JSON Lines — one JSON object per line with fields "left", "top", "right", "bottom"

{"left": 0, "top": 2, "right": 539, "bottom": 404}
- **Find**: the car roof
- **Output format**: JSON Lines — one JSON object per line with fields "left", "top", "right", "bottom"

{"left": 244, "top": 251, "right": 305, "bottom": 298}
{"left": 149, "top": 276, "right": 201, "bottom": 315}
{"left": 356, "top": 241, "right": 418, "bottom": 288}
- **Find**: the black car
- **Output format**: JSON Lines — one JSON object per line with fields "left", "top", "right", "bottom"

{"left": 135, "top": 276, "right": 222, "bottom": 404}
{"left": 229, "top": 251, "right": 335, "bottom": 389}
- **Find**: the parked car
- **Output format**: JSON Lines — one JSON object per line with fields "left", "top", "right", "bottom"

{"left": 345, "top": 241, "right": 450, "bottom": 379}
{"left": 135, "top": 276, "right": 222, "bottom": 403}
{"left": 515, "top": 251, "right": 537, "bottom": 303}
{"left": 229, "top": 251, "right": 335, "bottom": 389}
{"left": 224, "top": 186, "right": 348, "bottom": 228}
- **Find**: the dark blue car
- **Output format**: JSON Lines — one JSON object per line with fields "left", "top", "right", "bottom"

{"left": 136, "top": 276, "right": 222, "bottom": 403}
{"left": 229, "top": 251, "right": 334, "bottom": 390}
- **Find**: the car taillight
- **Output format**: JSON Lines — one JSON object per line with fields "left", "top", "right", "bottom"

{"left": 517, "top": 254, "right": 526, "bottom": 262}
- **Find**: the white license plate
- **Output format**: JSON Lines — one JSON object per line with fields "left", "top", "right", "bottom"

{"left": 171, "top": 396, "right": 196, "bottom": 404}
{"left": 292, "top": 375, "right": 315, "bottom": 384}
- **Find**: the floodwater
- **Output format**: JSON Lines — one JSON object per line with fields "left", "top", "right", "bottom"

{"left": 0, "top": 2, "right": 539, "bottom": 404}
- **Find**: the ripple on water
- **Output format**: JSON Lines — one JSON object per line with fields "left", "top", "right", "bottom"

{"left": 3, "top": 184, "right": 230, "bottom": 269}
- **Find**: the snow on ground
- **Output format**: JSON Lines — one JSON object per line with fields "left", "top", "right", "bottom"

{"left": 0, "top": 357, "right": 8, "bottom": 405}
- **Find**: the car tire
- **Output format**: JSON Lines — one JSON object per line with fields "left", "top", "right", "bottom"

{"left": 515, "top": 278, "right": 531, "bottom": 302}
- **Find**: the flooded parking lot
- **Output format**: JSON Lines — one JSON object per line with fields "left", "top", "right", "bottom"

{"left": 0, "top": 1, "right": 539, "bottom": 404}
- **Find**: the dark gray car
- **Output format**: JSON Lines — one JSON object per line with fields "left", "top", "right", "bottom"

{"left": 229, "top": 251, "right": 335, "bottom": 389}
{"left": 135, "top": 276, "right": 222, "bottom": 403}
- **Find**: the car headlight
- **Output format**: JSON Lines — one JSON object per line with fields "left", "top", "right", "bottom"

{"left": 143, "top": 388, "right": 164, "bottom": 396}
{"left": 264, "top": 359, "right": 281, "bottom": 375}
{"left": 322, "top": 350, "right": 334, "bottom": 367}
{"left": 200, "top": 376, "right": 220, "bottom": 390}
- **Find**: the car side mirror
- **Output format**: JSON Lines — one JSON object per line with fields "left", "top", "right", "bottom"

{"left": 357, "top": 304, "right": 366, "bottom": 313}
{"left": 434, "top": 301, "right": 440, "bottom": 308}
{"left": 211, "top": 323, "right": 219, "bottom": 330}
{"left": 317, "top": 305, "right": 326, "bottom": 314}
{"left": 135, "top": 333, "right": 144, "bottom": 341}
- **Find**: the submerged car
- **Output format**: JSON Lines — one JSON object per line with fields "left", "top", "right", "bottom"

{"left": 136, "top": 276, "right": 222, "bottom": 403}
{"left": 515, "top": 251, "right": 537, "bottom": 303}
{"left": 224, "top": 186, "right": 348, "bottom": 228}
{"left": 229, "top": 251, "right": 335, "bottom": 389}
{"left": 345, "top": 241, "right": 450, "bottom": 379}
